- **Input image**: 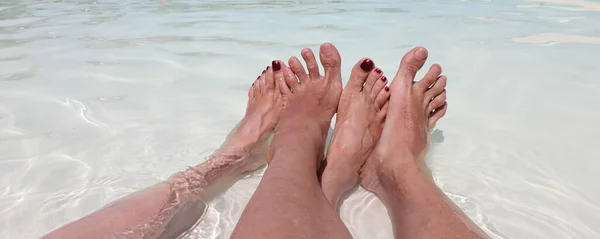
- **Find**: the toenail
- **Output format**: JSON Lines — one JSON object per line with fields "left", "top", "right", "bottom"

{"left": 375, "top": 68, "right": 382, "bottom": 74}
{"left": 381, "top": 76, "right": 387, "bottom": 81}
{"left": 360, "top": 59, "right": 374, "bottom": 72}
{"left": 385, "top": 86, "right": 389, "bottom": 91}
{"left": 267, "top": 66, "right": 271, "bottom": 70}
{"left": 262, "top": 70, "right": 266, "bottom": 74}
{"left": 272, "top": 61, "right": 281, "bottom": 71}
{"left": 414, "top": 47, "right": 428, "bottom": 61}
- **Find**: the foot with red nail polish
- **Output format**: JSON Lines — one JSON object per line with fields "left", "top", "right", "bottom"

{"left": 232, "top": 43, "right": 355, "bottom": 239}
{"left": 236, "top": 64, "right": 284, "bottom": 159}
{"left": 356, "top": 47, "right": 487, "bottom": 239}
{"left": 359, "top": 47, "right": 448, "bottom": 195}
{"left": 319, "top": 57, "right": 391, "bottom": 208}
{"left": 266, "top": 43, "right": 343, "bottom": 166}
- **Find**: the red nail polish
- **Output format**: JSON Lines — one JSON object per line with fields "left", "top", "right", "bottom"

{"left": 375, "top": 68, "right": 382, "bottom": 74}
{"left": 360, "top": 59, "right": 374, "bottom": 72}
{"left": 272, "top": 61, "right": 281, "bottom": 71}
{"left": 381, "top": 76, "right": 387, "bottom": 81}
{"left": 262, "top": 70, "right": 266, "bottom": 74}
{"left": 385, "top": 86, "right": 390, "bottom": 91}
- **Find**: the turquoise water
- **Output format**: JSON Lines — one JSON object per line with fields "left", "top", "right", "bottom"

{"left": 1, "top": 0, "right": 599, "bottom": 238}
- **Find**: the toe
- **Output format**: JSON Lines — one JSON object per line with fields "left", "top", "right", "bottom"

{"left": 264, "top": 65, "right": 276, "bottom": 90}
{"left": 370, "top": 75, "right": 388, "bottom": 99}
{"left": 429, "top": 102, "right": 448, "bottom": 130}
{"left": 375, "top": 86, "right": 390, "bottom": 110}
{"left": 289, "top": 56, "right": 308, "bottom": 84}
{"left": 347, "top": 58, "right": 375, "bottom": 91}
{"left": 259, "top": 69, "right": 268, "bottom": 93}
{"left": 363, "top": 68, "right": 383, "bottom": 92}
{"left": 255, "top": 75, "right": 263, "bottom": 96}
{"left": 273, "top": 60, "right": 297, "bottom": 91}
{"left": 391, "top": 47, "right": 428, "bottom": 89}
{"left": 424, "top": 75, "right": 447, "bottom": 104}
{"left": 427, "top": 90, "right": 446, "bottom": 113}
{"left": 319, "top": 43, "right": 342, "bottom": 82}
{"left": 301, "top": 48, "right": 321, "bottom": 78}
{"left": 377, "top": 101, "right": 389, "bottom": 122}
{"left": 249, "top": 77, "right": 259, "bottom": 99}
{"left": 416, "top": 64, "right": 442, "bottom": 92}
{"left": 278, "top": 66, "right": 295, "bottom": 96}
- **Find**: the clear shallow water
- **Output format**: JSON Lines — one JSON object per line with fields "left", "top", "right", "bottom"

{"left": 1, "top": 0, "right": 599, "bottom": 238}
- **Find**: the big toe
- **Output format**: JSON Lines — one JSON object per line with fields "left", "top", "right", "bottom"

{"left": 347, "top": 58, "right": 375, "bottom": 91}
{"left": 390, "top": 47, "right": 428, "bottom": 90}
{"left": 319, "top": 43, "right": 342, "bottom": 83}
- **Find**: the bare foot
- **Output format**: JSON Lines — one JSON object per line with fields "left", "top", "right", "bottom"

{"left": 359, "top": 46, "right": 447, "bottom": 195}
{"left": 357, "top": 47, "right": 489, "bottom": 239}
{"left": 231, "top": 43, "right": 353, "bottom": 239}
{"left": 267, "top": 43, "right": 343, "bottom": 167}
{"left": 217, "top": 65, "right": 285, "bottom": 173}
{"left": 320, "top": 58, "right": 391, "bottom": 208}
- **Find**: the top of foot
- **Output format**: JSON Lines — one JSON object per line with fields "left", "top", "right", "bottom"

{"left": 268, "top": 43, "right": 343, "bottom": 164}
{"left": 223, "top": 65, "right": 284, "bottom": 155}
{"left": 359, "top": 47, "right": 448, "bottom": 193}
{"left": 320, "top": 57, "right": 392, "bottom": 207}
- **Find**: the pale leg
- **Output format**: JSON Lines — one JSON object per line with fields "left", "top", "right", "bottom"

{"left": 43, "top": 65, "right": 285, "bottom": 239}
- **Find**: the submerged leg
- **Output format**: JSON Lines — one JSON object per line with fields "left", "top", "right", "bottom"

{"left": 43, "top": 66, "right": 285, "bottom": 239}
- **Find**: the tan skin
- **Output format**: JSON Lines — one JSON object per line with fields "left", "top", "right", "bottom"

{"left": 44, "top": 43, "right": 487, "bottom": 239}
{"left": 358, "top": 47, "right": 489, "bottom": 239}
{"left": 231, "top": 43, "right": 353, "bottom": 239}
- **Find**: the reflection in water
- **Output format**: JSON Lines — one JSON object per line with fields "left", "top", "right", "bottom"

{"left": 1, "top": 0, "right": 600, "bottom": 239}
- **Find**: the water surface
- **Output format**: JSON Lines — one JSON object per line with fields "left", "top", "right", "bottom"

{"left": 1, "top": 0, "right": 599, "bottom": 238}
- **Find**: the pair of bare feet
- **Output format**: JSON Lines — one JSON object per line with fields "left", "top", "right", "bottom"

{"left": 232, "top": 43, "right": 447, "bottom": 208}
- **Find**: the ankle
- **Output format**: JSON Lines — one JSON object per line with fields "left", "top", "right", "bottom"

{"left": 276, "top": 117, "right": 330, "bottom": 144}
{"left": 321, "top": 163, "right": 357, "bottom": 190}
{"left": 369, "top": 153, "right": 431, "bottom": 192}
{"left": 280, "top": 109, "right": 332, "bottom": 130}
{"left": 227, "top": 120, "right": 263, "bottom": 146}
{"left": 321, "top": 174, "right": 356, "bottom": 208}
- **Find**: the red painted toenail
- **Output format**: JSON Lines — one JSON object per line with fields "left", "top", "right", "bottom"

{"left": 385, "top": 86, "right": 390, "bottom": 91}
{"left": 267, "top": 66, "right": 271, "bottom": 70}
{"left": 375, "top": 68, "right": 382, "bottom": 74}
{"left": 381, "top": 76, "right": 387, "bottom": 81}
{"left": 262, "top": 70, "right": 266, "bottom": 74}
{"left": 272, "top": 61, "right": 281, "bottom": 71}
{"left": 360, "top": 59, "right": 374, "bottom": 72}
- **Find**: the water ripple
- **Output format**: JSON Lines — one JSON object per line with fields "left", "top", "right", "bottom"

{"left": 2, "top": 0, "right": 600, "bottom": 238}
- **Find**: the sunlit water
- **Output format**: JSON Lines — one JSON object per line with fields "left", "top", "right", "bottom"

{"left": 1, "top": 0, "right": 599, "bottom": 238}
